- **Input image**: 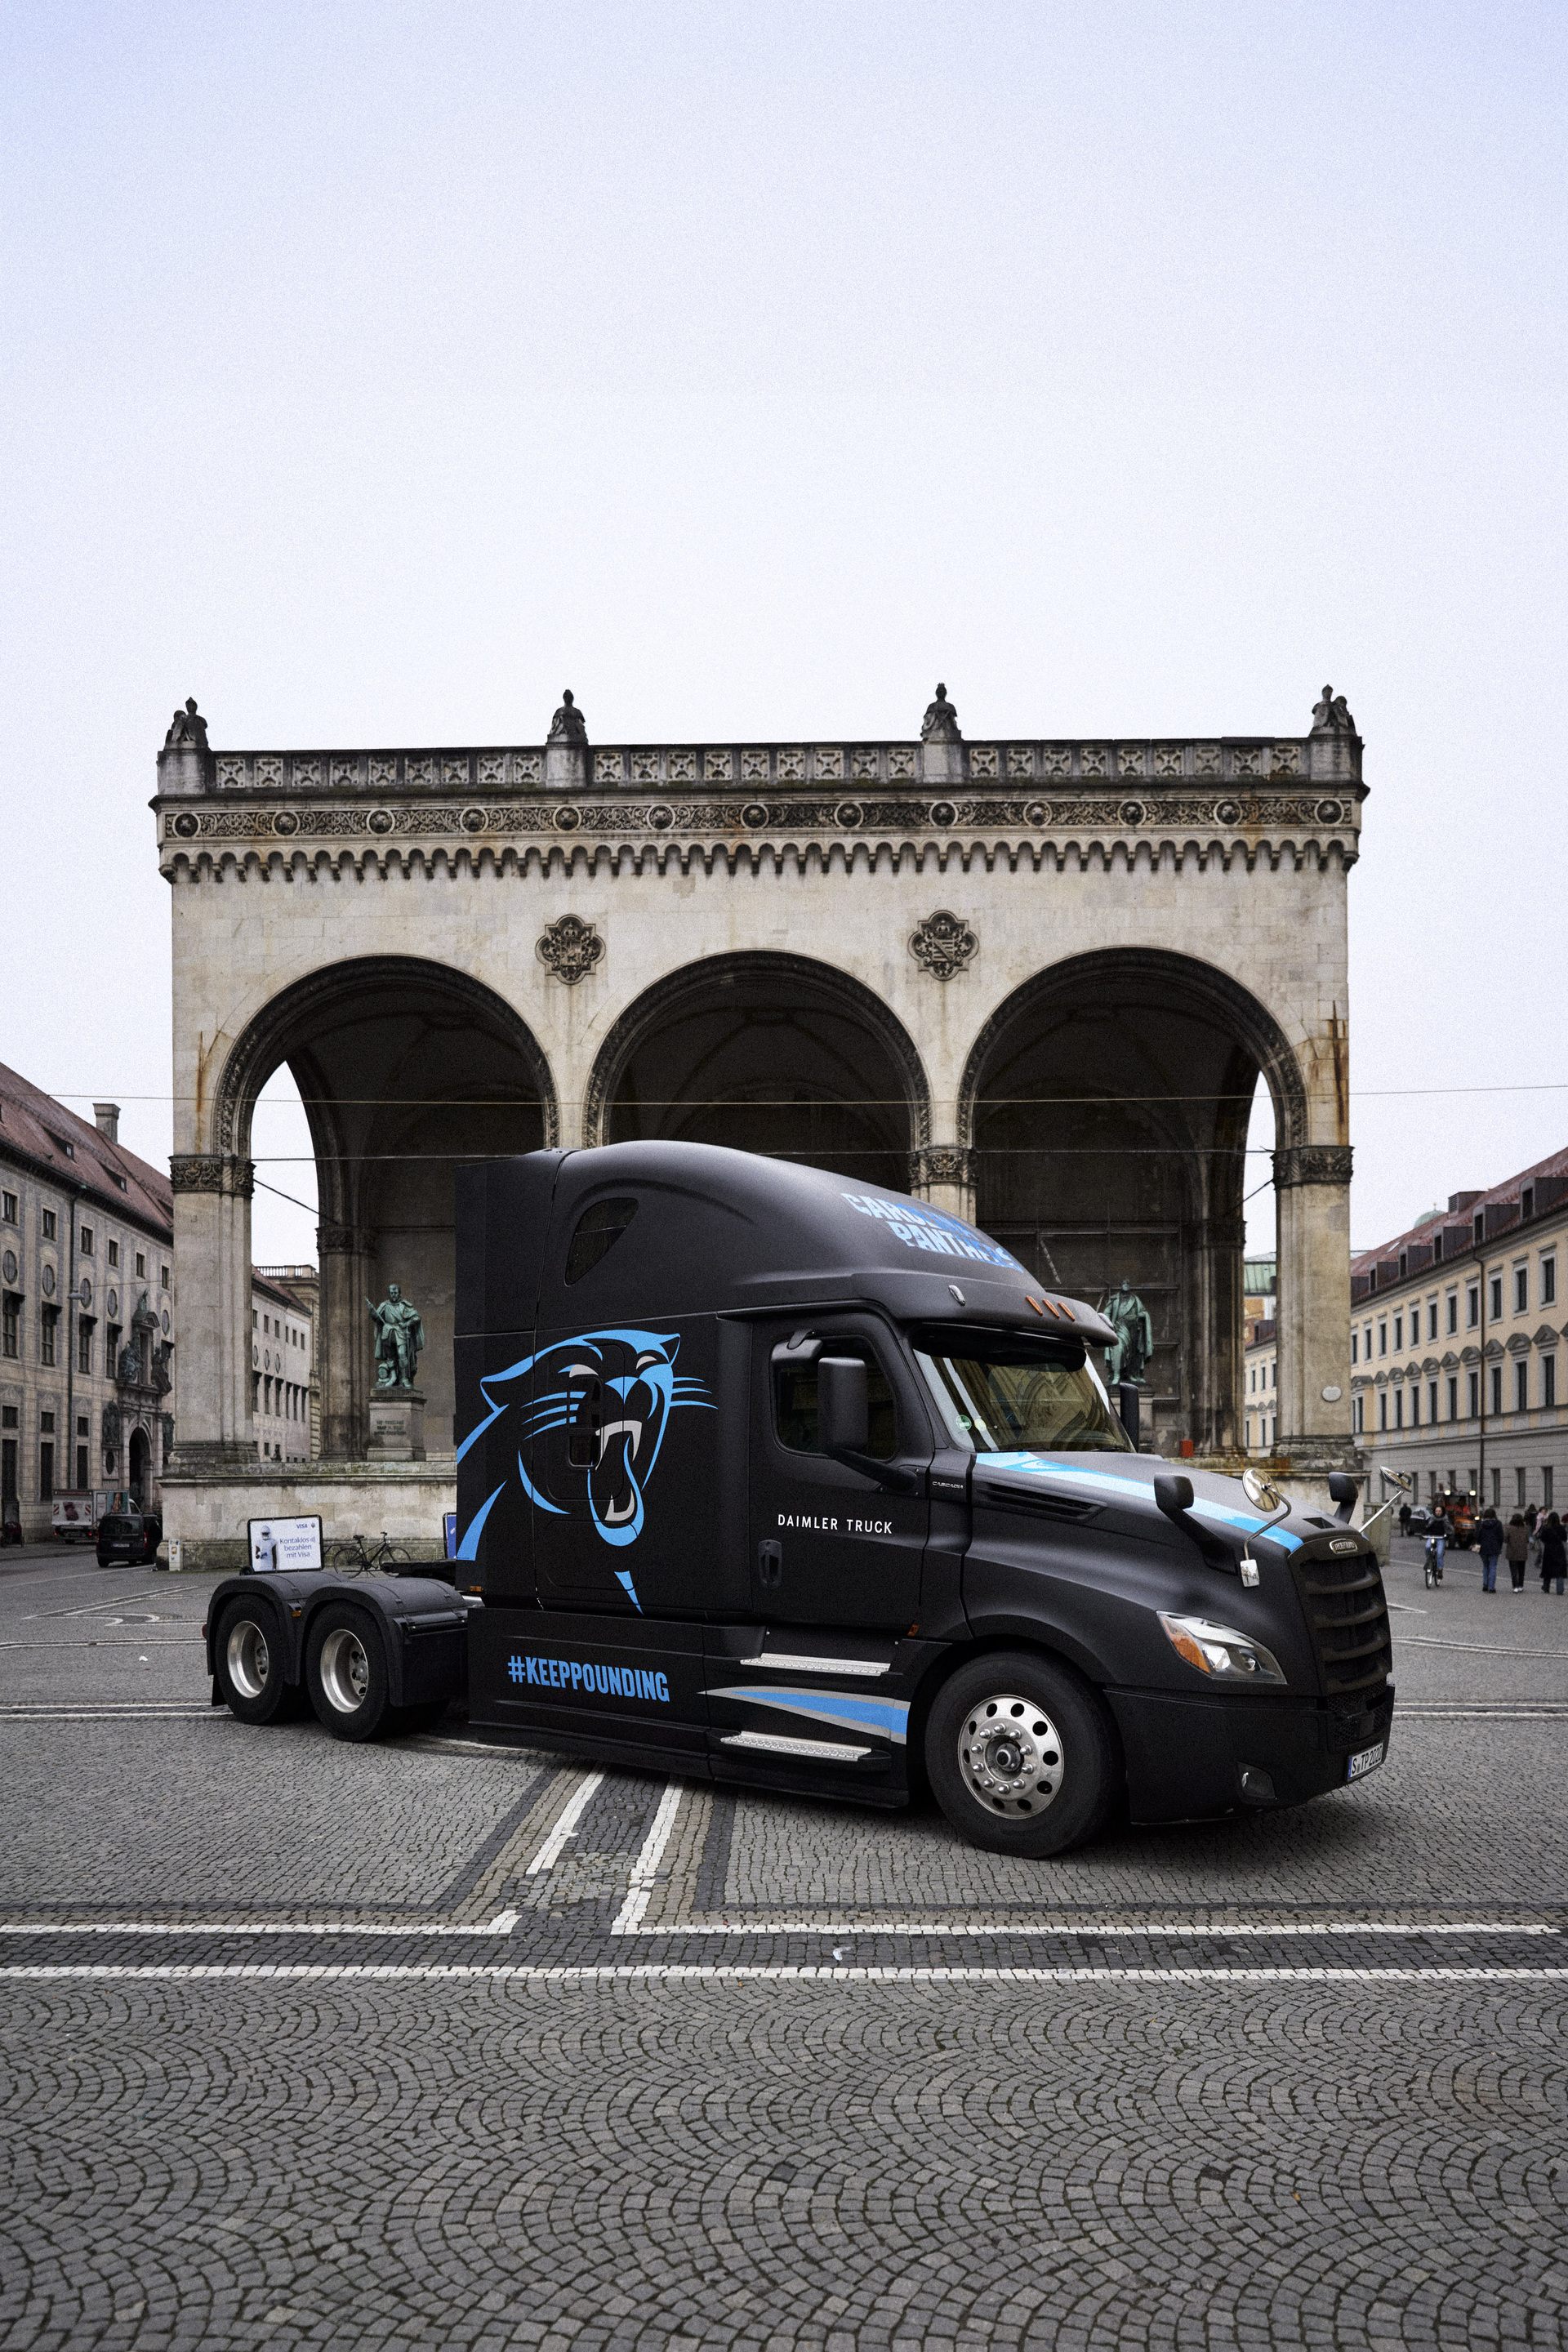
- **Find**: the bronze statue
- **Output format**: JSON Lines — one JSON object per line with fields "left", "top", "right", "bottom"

{"left": 368, "top": 1284, "right": 425, "bottom": 1389}
{"left": 547, "top": 688, "right": 588, "bottom": 746}
{"left": 1100, "top": 1279, "right": 1153, "bottom": 1388}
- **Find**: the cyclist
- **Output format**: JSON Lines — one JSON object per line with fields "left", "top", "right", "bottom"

{"left": 1423, "top": 1503, "right": 1450, "bottom": 1588}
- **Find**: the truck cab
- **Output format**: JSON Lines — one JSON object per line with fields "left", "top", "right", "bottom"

{"left": 443, "top": 1142, "right": 1393, "bottom": 1855}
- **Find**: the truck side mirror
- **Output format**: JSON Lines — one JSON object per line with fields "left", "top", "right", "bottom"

{"left": 1327, "top": 1470, "right": 1360, "bottom": 1526}
{"left": 818, "top": 1357, "right": 869, "bottom": 1455}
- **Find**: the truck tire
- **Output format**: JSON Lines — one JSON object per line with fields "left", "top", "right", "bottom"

{"left": 925, "top": 1650, "right": 1117, "bottom": 1859}
{"left": 305, "top": 1603, "right": 393, "bottom": 1742}
{"left": 214, "top": 1598, "right": 302, "bottom": 1726}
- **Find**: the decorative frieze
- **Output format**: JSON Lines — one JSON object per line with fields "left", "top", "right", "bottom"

{"left": 169, "top": 1153, "right": 254, "bottom": 1197}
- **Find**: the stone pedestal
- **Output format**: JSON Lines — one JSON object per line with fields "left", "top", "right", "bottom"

{"left": 920, "top": 739, "right": 964, "bottom": 786}
{"left": 545, "top": 742, "right": 588, "bottom": 791}
{"left": 367, "top": 1387, "right": 426, "bottom": 1462}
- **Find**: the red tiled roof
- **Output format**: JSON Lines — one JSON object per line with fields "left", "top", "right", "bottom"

{"left": 0, "top": 1064, "right": 172, "bottom": 1239}
{"left": 1351, "top": 1143, "right": 1568, "bottom": 1276}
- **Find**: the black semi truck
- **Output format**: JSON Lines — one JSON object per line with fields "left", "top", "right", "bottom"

{"left": 204, "top": 1142, "right": 1393, "bottom": 1857}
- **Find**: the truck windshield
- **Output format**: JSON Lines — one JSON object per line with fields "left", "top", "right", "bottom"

{"left": 911, "top": 1327, "right": 1132, "bottom": 1455}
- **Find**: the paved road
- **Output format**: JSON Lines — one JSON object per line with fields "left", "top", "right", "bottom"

{"left": 2, "top": 1540, "right": 1565, "bottom": 2350}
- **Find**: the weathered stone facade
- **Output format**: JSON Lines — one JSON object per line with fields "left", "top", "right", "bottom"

{"left": 156, "top": 689, "right": 1365, "bottom": 1559}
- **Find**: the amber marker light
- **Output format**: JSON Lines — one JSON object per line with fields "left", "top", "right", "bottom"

{"left": 1058, "top": 1302, "right": 1076, "bottom": 1321}
{"left": 1027, "top": 1296, "right": 1045, "bottom": 1316}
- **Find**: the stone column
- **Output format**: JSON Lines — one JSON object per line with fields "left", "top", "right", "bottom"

{"left": 167, "top": 1155, "right": 257, "bottom": 1472}
{"left": 1273, "top": 1142, "right": 1358, "bottom": 1490}
{"left": 908, "top": 1145, "right": 977, "bottom": 1227}
{"left": 318, "top": 1223, "right": 376, "bottom": 1459}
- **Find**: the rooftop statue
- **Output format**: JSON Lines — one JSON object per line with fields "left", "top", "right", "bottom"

{"left": 920, "top": 683, "right": 962, "bottom": 743}
{"left": 547, "top": 688, "right": 588, "bottom": 746}
{"left": 1310, "top": 684, "right": 1357, "bottom": 737}
{"left": 368, "top": 1283, "right": 425, "bottom": 1391}
{"left": 164, "top": 698, "right": 208, "bottom": 752}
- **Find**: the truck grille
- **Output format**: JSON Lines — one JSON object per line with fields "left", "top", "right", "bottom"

{"left": 1294, "top": 1547, "right": 1393, "bottom": 1699}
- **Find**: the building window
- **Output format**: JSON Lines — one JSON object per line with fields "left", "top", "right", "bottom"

{"left": 1475, "top": 1212, "right": 1486, "bottom": 1244}
{"left": 1491, "top": 1365, "right": 1503, "bottom": 1416}
{"left": 1378, "top": 1392, "right": 1388, "bottom": 1432}
{"left": 1491, "top": 1468, "right": 1501, "bottom": 1506}
{"left": 1394, "top": 1389, "right": 1404, "bottom": 1429}
{"left": 1249, "top": 1365, "right": 1256, "bottom": 1391}
{"left": 1270, "top": 1360, "right": 1276, "bottom": 1388}
{"left": 42, "top": 1209, "right": 56, "bottom": 1240}
{"left": 1515, "top": 1267, "right": 1529, "bottom": 1315}
{"left": 1490, "top": 1275, "right": 1503, "bottom": 1321}
{"left": 0, "top": 1437, "right": 14, "bottom": 1501}
{"left": 1447, "top": 1376, "right": 1459, "bottom": 1421}
{"left": 1428, "top": 1302, "right": 1438, "bottom": 1341}
{"left": 1446, "top": 1293, "right": 1458, "bottom": 1334}
{"left": 160, "top": 1263, "right": 169, "bottom": 1290}
{"left": 1544, "top": 1257, "right": 1557, "bottom": 1307}
{"left": 40, "top": 1307, "right": 56, "bottom": 1366}
{"left": 1468, "top": 1371, "right": 1480, "bottom": 1418}
{"left": 79, "top": 1226, "right": 93, "bottom": 1256}
{"left": 108, "top": 1239, "right": 119, "bottom": 1268}
{"left": 105, "top": 1324, "right": 121, "bottom": 1374}
{"left": 1350, "top": 1332, "right": 1358, "bottom": 1365}
{"left": 1, "top": 1294, "right": 20, "bottom": 1361}
{"left": 252, "top": 1309, "right": 258, "bottom": 1330}
{"left": 136, "top": 1252, "right": 146, "bottom": 1279}
{"left": 1524, "top": 1187, "right": 1536, "bottom": 1222}
{"left": 1, "top": 1192, "right": 15, "bottom": 1224}
{"left": 1410, "top": 1386, "right": 1420, "bottom": 1427}
{"left": 252, "top": 1373, "right": 261, "bottom": 1414}
{"left": 1428, "top": 1379, "right": 1438, "bottom": 1423}
{"left": 1378, "top": 1322, "right": 1388, "bottom": 1356}
{"left": 39, "top": 1440, "right": 53, "bottom": 1500}
{"left": 1352, "top": 1396, "right": 1364, "bottom": 1434}
{"left": 1546, "top": 1356, "right": 1558, "bottom": 1409}
{"left": 1517, "top": 1467, "right": 1528, "bottom": 1506}
{"left": 1545, "top": 1468, "right": 1555, "bottom": 1509}
{"left": 1468, "top": 1287, "right": 1480, "bottom": 1330}
{"left": 77, "top": 1321, "right": 93, "bottom": 1375}
{"left": 1393, "top": 1315, "right": 1404, "bottom": 1350}
{"left": 75, "top": 1444, "right": 88, "bottom": 1490}
{"left": 1516, "top": 1361, "right": 1530, "bottom": 1413}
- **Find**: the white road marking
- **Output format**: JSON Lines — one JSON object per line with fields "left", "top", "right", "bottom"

{"left": 3, "top": 1963, "right": 1565, "bottom": 1984}
{"left": 0, "top": 1708, "right": 221, "bottom": 1722}
{"left": 1394, "top": 1636, "right": 1568, "bottom": 1656}
{"left": 524, "top": 1771, "right": 604, "bottom": 1873}
{"left": 0, "top": 1918, "right": 1551, "bottom": 1940}
{"left": 612, "top": 1782, "right": 684, "bottom": 1932}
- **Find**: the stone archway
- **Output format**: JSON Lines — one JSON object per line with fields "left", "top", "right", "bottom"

{"left": 957, "top": 950, "right": 1311, "bottom": 1454}
{"left": 128, "top": 1425, "right": 150, "bottom": 1508}
{"left": 582, "top": 953, "right": 932, "bottom": 1195}
{"left": 203, "top": 958, "right": 558, "bottom": 1459}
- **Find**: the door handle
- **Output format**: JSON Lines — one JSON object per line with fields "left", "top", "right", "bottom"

{"left": 757, "top": 1539, "right": 782, "bottom": 1590}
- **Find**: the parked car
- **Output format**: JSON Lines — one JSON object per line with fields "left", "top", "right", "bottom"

{"left": 96, "top": 1512, "right": 163, "bottom": 1567}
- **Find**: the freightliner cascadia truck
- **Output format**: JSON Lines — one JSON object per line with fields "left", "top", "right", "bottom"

{"left": 204, "top": 1142, "right": 1393, "bottom": 1857}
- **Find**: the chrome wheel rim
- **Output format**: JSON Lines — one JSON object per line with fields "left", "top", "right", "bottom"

{"left": 318, "top": 1625, "right": 371, "bottom": 1714}
{"left": 958, "top": 1692, "right": 1063, "bottom": 1816}
{"left": 225, "top": 1619, "right": 270, "bottom": 1700}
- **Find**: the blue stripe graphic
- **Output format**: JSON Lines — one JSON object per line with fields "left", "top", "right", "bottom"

{"left": 975, "top": 1453, "right": 1303, "bottom": 1552}
{"left": 706, "top": 1684, "right": 911, "bottom": 1745}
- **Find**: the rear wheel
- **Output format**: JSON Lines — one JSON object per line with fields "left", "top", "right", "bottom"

{"left": 305, "top": 1603, "right": 392, "bottom": 1742}
{"left": 925, "top": 1650, "right": 1117, "bottom": 1858}
{"left": 214, "top": 1599, "right": 303, "bottom": 1726}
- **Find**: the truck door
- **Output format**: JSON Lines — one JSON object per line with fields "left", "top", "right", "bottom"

{"left": 747, "top": 1316, "right": 932, "bottom": 1629}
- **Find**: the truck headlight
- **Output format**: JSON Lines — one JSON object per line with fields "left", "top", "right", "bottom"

{"left": 1159, "top": 1612, "right": 1286, "bottom": 1686}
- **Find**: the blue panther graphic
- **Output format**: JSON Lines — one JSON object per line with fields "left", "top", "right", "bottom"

{"left": 454, "top": 1329, "right": 712, "bottom": 1606}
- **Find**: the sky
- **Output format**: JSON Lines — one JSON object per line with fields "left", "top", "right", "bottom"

{"left": 2, "top": 0, "right": 1565, "bottom": 1270}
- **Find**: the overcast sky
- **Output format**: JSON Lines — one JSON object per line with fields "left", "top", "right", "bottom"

{"left": 3, "top": 1, "right": 1564, "bottom": 1270}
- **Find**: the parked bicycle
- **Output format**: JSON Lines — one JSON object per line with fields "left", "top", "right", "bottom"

{"left": 324, "top": 1530, "right": 413, "bottom": 1576}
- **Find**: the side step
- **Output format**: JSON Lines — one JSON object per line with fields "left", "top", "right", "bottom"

{"left": 719, "top": 1728, "right": 871, "bottom": 1763}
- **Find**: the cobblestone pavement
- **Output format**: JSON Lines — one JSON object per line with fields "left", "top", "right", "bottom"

{"left": 1, "top": 1542, "right": 1565, "bottom": 2350}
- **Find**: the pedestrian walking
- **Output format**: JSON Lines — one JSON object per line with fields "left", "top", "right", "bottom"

{"left": 1540, "top": 1512, "right": 1566, "bottom": 1595}
{"left": 1477, "top": 1505, "right": 1504, "bottom": 1593}
{"left": 1504, "top": 1512, "right": 1530, "bottom": 1592}
{"left": 1399, "top": 1500, "right": 1412, "bottom": 1539}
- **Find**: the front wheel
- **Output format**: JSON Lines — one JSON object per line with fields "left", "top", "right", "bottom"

{"left": 305, "top": 1603, "right": 392, "bottom": 1741}
{"left": 925, "top": 1650, "right": 1117, "bottom": 1858}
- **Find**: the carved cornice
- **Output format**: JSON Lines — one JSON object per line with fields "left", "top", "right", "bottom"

{"left": 318, "top": 1223, "right": 376, "bottom": 1257}
{"left": 169, "top": 1154, "right": 254, "bottom": 1198}
{"left": 162, "top": 786, "right": 1361, "bottom": 852}
{"left": 1273, "top": 1143, "right": 1354, "bottom": 1189}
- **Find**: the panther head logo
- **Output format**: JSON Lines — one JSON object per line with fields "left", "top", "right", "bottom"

{"left": 456, "top": 1327, "right": 712, "bottom": 1602}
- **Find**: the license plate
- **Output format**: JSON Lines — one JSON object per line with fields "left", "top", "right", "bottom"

{"left": 1347, "top": 1741, "right": 1384, "bottom": 1782}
